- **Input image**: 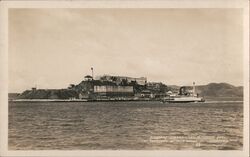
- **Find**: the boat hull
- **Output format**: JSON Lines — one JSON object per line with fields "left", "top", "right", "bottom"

{"left": 162, "top": 97, "right": 205, "bottom": 103}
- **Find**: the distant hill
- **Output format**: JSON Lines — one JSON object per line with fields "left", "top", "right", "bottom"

{"left": 169, "top": 83, "right": 243, "bottom": 97}
{"left": 8, "top": 93, "right": 20, "bottom": 100}
{"left": 196, "top": 83, "right": 243, "bottom": 97}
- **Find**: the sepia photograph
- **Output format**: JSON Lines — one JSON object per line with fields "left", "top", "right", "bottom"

{"left": 0, "top": 1, "right": 249, "bottom": 157}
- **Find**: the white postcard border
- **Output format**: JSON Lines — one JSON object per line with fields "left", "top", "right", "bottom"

{"left": 0, "top": 1, "right": 249, "bottom": 157}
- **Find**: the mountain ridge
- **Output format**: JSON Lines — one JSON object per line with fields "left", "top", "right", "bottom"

{"left": 169, "top": 82, "right": 243, "bottom": 97}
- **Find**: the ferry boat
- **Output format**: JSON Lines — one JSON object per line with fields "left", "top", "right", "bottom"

{"left": 161, "top": 82, "right": 205, "bottom": 103}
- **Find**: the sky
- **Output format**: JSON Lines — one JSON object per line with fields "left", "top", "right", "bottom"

{"left": 9, "top": 8, "right": 243, "bottom": 93}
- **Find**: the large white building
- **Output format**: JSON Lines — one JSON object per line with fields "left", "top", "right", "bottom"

{"left": 94, "top": 85, "right": 134, "bottom": 96}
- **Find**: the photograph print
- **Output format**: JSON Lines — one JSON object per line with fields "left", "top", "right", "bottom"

{"left": 4, "top": 3, "right": 248, "bottom": 154}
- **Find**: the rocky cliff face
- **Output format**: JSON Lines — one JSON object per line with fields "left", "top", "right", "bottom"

{"left": 16, "top": 89, "right": 78, "bottom": 99}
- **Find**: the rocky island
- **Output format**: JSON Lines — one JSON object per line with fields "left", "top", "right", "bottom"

{"left": 9, "top": 74, "right": 243, "bottom": 102}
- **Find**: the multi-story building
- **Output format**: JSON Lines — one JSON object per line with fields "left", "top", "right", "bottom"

{"left": 94, "top": 85, "right": 134, "bottom": 97}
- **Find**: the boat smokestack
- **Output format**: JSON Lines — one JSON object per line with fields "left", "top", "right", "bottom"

{"left": 193, "top": 82, "right": 195, "bottom": 96}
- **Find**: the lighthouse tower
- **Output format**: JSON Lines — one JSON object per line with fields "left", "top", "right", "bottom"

{"left": 91, "top": 67, "right": 94, "bottom": 80}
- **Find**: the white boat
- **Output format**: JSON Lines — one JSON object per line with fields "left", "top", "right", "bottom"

{"left": 162, "top": 82, "right": 205, "bottom": 103}
{"left": 162, "top": 95, "right": 205, "bottom": 103}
